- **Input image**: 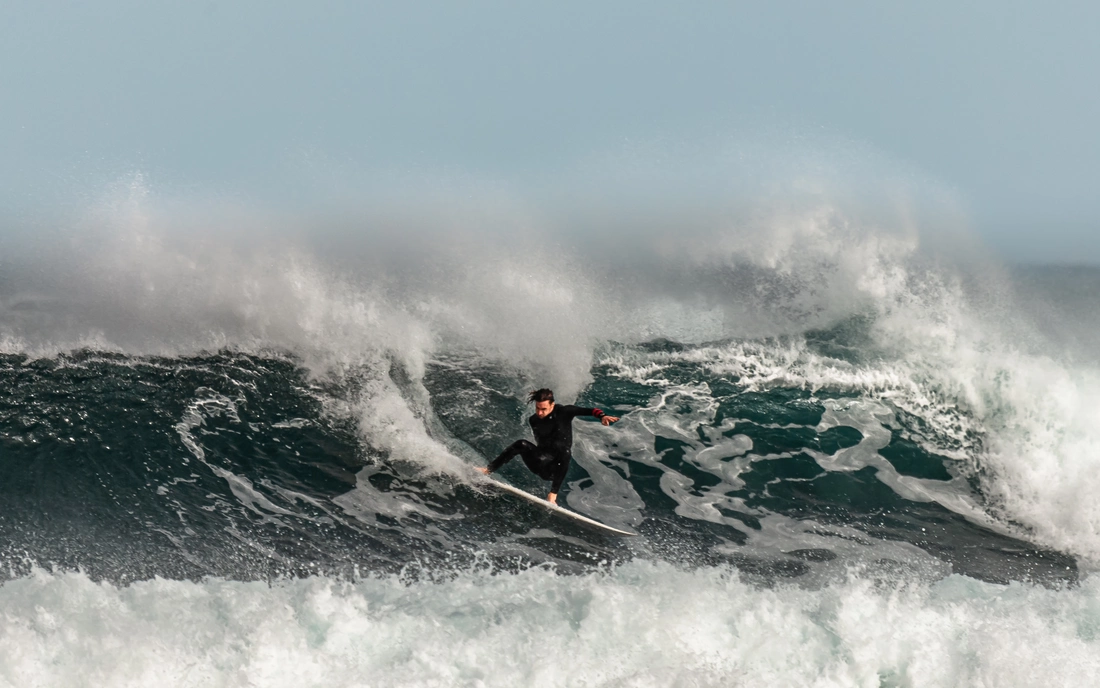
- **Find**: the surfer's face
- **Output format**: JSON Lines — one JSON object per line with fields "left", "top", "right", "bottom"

{"left": 534, "top": 400, "right": 554, "bottom": 418}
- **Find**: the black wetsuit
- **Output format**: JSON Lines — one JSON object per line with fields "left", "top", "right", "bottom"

{"left": 487, "top": 404, "right": 605, "bottom": 495}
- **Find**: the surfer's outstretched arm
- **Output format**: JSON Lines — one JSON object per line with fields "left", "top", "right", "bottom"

{"left": 590, "top": 408, "right": 621, "bottom": 426}
{"left": 560, "top": 405, "right": 621, "bottom": 426}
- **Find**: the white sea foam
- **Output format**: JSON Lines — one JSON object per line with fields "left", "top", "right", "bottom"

{"left": 1, "top": 564, "right": 1097, "bottom": 688}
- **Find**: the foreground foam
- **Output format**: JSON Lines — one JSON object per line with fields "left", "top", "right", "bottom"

{"left": 2, "top": 564, "right": 1097, "bottom": 688}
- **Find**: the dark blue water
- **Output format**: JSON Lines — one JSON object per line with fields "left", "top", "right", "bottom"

{"left": 0, "top": 340, "right": 1076, "bottom": 587}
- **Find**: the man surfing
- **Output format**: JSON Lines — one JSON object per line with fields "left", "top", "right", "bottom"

{"left": 478, "top": 388, "right": 619, "bottom": 504}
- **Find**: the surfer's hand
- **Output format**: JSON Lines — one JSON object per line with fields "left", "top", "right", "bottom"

{"left": 477, "top": 466, "right": 490, "bottom": 475}
{"left": 547, "top": 492, "right": 558, "bottom": 504}
{"left": 601, "top": 415, "right": 619, "bottom": 426}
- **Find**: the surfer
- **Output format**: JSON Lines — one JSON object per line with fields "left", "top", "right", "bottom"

{"left": 478, "top": 388, "right": 619, "bottom": 504}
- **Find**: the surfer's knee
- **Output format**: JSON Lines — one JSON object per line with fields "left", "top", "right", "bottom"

{"left": 510, "top": 439, "right": 536, "bottom": 453}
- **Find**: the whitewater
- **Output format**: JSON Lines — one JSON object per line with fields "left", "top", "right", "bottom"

{"left": 3, "top": 174, "right": 1100, "bottom": 687}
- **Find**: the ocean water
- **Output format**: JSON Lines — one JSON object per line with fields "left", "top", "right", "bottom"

{"left": 2, "top": 183, "right": 1100, "bottom": 686}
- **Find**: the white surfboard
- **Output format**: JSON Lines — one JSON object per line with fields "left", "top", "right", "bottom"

{"left": 485, "top": 478, "right": 635, "bottom": 536}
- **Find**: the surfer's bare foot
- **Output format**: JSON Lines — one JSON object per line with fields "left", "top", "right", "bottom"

{"left": 477, "top": 466, "right": 490, "bottom": 475}
{"left": 547, "top": 492, "right": 557, "bottom": 504}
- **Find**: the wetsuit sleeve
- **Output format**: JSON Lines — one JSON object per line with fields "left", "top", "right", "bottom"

{"left": 561, "top": 404, "right": 606, "bottom": 420}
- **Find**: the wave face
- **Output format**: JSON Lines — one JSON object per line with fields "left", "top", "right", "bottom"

{"left": 3, "top": 181, "right": 1100, "bottom": 685}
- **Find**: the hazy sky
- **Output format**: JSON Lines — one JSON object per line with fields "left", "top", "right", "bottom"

{"left": 3, "top": 1, "right": 1098, "bottom": 262}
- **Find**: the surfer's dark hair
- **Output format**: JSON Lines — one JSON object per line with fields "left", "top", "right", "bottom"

{"left": 528, "top": 388, "right": 554, "bottom": 403}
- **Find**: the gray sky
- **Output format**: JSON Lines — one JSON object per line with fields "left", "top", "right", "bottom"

{"left": 3, "top": 1, "right": 1098, "bottom": 262}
